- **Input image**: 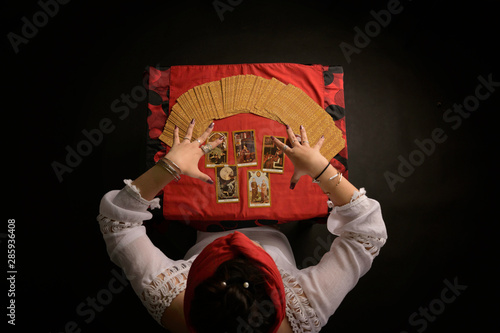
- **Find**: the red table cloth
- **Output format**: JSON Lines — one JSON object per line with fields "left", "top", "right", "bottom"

{"left": 146, "top": 63, "right": 347, "bottom": 231}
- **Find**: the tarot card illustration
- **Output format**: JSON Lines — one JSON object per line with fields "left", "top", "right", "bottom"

{"left": 233, "top": 130, "right": 257, "bottom": 167}
{"left": 215, "top": 165, "right": 239, "bottom": 203}
{"left": 247, "top": 170, "right": 271, "bottom": 207}
{"left": 205, "top": 131, "right": 228, "bottom": 168}
{"left": 262, "top": 135, "right": 285, "bottom": 173}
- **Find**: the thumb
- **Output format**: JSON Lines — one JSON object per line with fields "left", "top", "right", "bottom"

{"left": 289, "top": 170, "right": 303, "bottom": 190}
{"left": 192, "top": 170, "right": 215, "bottom": 184}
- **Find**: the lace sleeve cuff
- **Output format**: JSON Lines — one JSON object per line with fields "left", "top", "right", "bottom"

{"left": 98, "top": 180, "right": 161, "bottom": 224}
{"left": 326, "top": 187, "right": 367, "bottom": 212}
{"left": 326, "top": 188, "right": 387, "bottom": 251}
{"left": 121, "top": 179, "right": 161, "bottom": 210}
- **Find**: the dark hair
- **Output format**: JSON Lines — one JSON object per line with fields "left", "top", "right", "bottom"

{"left": 188, "top": 256, "right": 277, "bottom": 333}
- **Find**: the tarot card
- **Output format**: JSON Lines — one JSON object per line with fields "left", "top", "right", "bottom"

{"left": 247, "top": 76, "right": 267, "bottom": 113}
{"left": 205, "top": 131, "right": 229, "bottom": 168}
{"left": 262, "top": 135, "right": 285, "bottom": 173}
{"left": 193, "top": 85, "right": 207, "bottom": 119}
{"left": 254, "top": 77, "right": 284, "bottom": 114}
{"left": 233, "top": 130, "right": 258, "bottom": 167}
{"left": 187, "top": 89, "right": 202, "bottom": 122}
{"left": 239, "top": 75, "right": 257, "bottom": 112}
{"left": 227, "top": 75, "right": 237, "bottom": 115}
{"left": 169, "top": 103, "right": 190, "bottom": 134}
{"left": 208, "top": 80, "right": 223, "bottom": 119}
{"left": 247, "top": 170, "right": 271, "bottom": 207}
{"left": 215, "top": 165, "right": 239, "bottom": 203}
{"left": 221, "top": 76, "right": 229, "bottom": 114}
{"left": 199, "top": 83, "right": 215, "bottom": 121}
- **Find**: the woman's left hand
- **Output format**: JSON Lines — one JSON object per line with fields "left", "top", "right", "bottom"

{"left": 165, "top": 119, "right": 224, "bottom": 184}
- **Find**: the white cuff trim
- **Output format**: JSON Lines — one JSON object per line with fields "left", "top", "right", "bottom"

{"left": 123, "top": 179, "right": 161, "bottom": 210}
{"left": 327, "top": 187, "right": 367, "bottom": 212}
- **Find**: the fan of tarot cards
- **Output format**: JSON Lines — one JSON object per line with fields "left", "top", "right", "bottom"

{"left": 159, "top": 75, "right": 345, "bottom": 161}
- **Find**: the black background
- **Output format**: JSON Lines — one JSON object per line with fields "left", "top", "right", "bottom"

{"left": 3, "top": 0, "right": 499, "bottom": 332}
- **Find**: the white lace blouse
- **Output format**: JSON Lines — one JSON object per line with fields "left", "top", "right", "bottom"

{"left": 97, "top": 180, "right": 387, "bottom": 332}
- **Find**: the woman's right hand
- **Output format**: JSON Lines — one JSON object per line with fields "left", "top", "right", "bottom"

{"left": 272, "top": 125, "right": 331, "bottom": 189}
{"left": 166, "top": 119, "right": 224, "bottom": 184}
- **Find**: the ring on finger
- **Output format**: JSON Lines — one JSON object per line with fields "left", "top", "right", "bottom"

{"left": 303, "top": 140, "right": 309, "bottom": 144}
{"left": 195, "top": 139, "right": 202, "bottom": 144}
{"left": 183, "top": 137, "right": 190, "bottom": 141}
{"left": 201, "top": 143, "right": 212, "bottom": 154}
{"left": 283, "top": 144, "right": 290, "bottom": 151}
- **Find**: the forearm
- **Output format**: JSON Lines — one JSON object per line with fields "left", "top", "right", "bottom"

{"left": 315, "top": 165, "right": 358, "bottom": 206}
{"left": 131, "top": 163, "right": 176, "bottom": 201}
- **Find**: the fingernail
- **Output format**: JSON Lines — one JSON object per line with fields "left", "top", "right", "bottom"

{"left": 207, "top": 179, "right": 214, "bottom": 184}
{"left": 209, "top": 122, "right": 214, "bottom": 128}
{"left": 321, "top": 135, "right": 325, "bottom": 139}
{"left": 271, "top": 136, "right": 276, "bottom": 140}
{"left": 285, "top": 124, "right": 289, "bottom": 129}
{"left": 174, "top": 125, "right": 178, "bottom": 130}
{"left": 219, "top": 135, "right": 226, "bottom": 141}
{"left": 290, "top": 182, "right": 296, "bottom": 190}
{"left": 300, "top": 125, "right": 304, "bottom": 130}
{"left": 191, "top": 118, "right": 195, "bottom": 124}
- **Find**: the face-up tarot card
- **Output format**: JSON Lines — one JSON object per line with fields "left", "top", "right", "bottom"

{"left": 233, "top": 130, "right": 258, "bottom": 167}
{"left": 205, "top": 131, "right": 228, "bottom": 168}
{"left": 215, "top": 165, "right": 239, "bottom": 203}
{"left": 247, "top": 170, "right": 271, "bottom": 207}
{"left": 262, "top": 135, "right": 285, "bottom": 173}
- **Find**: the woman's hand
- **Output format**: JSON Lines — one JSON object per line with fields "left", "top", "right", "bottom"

{"left": 165, "top": 119, "right": 224, "bottom": 184}
{"left": 272, "top": 125, "right": 330, "bottom": 189}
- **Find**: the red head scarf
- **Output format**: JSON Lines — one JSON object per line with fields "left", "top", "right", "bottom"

{"left": 184, "top": 231, "right": 286, "bottom": 332}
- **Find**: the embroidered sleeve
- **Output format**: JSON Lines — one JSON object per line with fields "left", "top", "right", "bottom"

{"left": 296, "top": 189, "right": 387, "bottom": 327}
{"left": 141, "top": 262, "right": 192, "bottom": 326}
{"left": 97, "top": 180, "right": 185, "bottom": 328}
{"left": 342, "top": 231, "right": 386, "bottom": 257}
{"left": 326, "top": 188, "right": 387, "bottom": 253}
{"left": 280, "top": 269, "right": 321, "bottom": 333}
{"left": 98, "top": 214, "right": 143, "bottom": 234}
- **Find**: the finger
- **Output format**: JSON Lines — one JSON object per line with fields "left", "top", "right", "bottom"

{"left": 313, "top": 135, "right": 325, "bottom": 151}
{"left": 289, "top": 171, "right": 302, "bottom": 190}
{"left": 195, "top": 121, "right": 215, "bottom": 144}
{"left": 185, "top": 118, "right": 195, "bottom": 140}
{"left": 271, "top": 136, "right": 291, "bottom": 155}
{"left": 192, "top": 169, "right": 215, "bottom": 184}
{"left": 210, "top": 133, "right": 225, "bottom": 149}
{"left": 173, "top": 125, "right": 180, "bottom": 145}
{"left": 199, "top": 135, "right": 225, "bottom": 156}
{"left": 300, "top": 125, "right": 310, "bottom": 147}
{"left": 285, "top": 125, "right": 299, "bottom": 147}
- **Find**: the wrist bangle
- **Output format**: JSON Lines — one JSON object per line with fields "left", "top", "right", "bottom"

{"left": 163, "top": 157, "right": 182, "bottom": 174}
{"left": 312, "top": 163, "right": 331, "bottom": 184}
{"left": 336, "top": 173, "right": 343, "bottom": 186}
{"left": 157, "top": 158, "right": 181, "bottom": 181}
{"left": 328, "top": 172, "right": 340, "bottom": 182}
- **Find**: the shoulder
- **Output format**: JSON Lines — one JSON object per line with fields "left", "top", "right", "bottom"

{"left": 161, "top": 291, "right": 189, "bottom": 333}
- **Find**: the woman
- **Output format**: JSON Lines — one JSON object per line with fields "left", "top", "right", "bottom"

{"left": 97, "top": 120, "right": 387, "bottom": 332}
